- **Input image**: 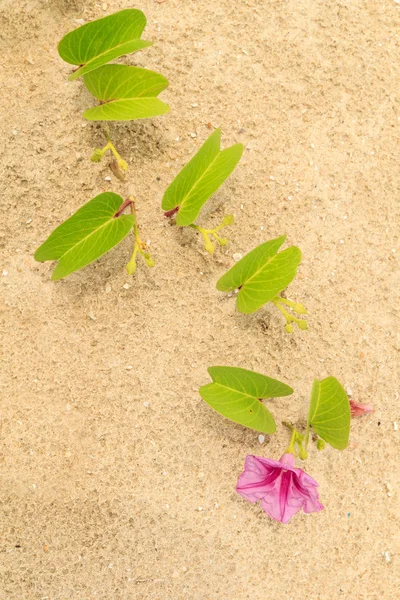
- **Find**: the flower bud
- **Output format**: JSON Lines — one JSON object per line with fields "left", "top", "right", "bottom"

{"left": 297, "top": 320, "right": 309, "bottom": 330}
{"left": 204, "top": 239, "right": 215, "bottom": 254}
{"left": 144, "top": 254, "right": 155, "bottom": 268}
{"left": 222, "top": 214, "right": 234, "bottom": 227}
{"left": 118, "top": 158, "right": 128, "bottom": 172}
{"left": 90, "top": 149, "right": 103, "bottom": 163}
{"left": 126, "top": 259, "right": 137, "bottom": 275}
{"left": 293, "top": 303, "right": 307, "bottom": 314}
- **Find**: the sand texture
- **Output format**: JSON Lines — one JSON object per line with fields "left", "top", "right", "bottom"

{"left": 1, "top": 0, "right": 400, "bottom": 598}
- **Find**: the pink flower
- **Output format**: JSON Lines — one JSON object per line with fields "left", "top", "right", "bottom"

{"left": 349, "top": 400, "right": 374, "bottom": 418}
{"left": 236, "top": 453, "right": 324, "bottom": 524}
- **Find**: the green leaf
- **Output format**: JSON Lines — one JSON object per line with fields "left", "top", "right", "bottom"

{"left": 34, "top": 193, "right": 133, "bottom": 280}
{"left": 307, "top": 377, "right": 351, "bottom": 450}
{"left": 199, "top": 366, "right": 293, "bottom": 434}
{"left": 82, "top": 65, "right": 170, "bottom": 121}
{"left": 58, "top": 9, "right": 152, "bottom": 81}
{"left": 161, "top": 129, "right": 244, "bottom": 226}
{"left": 216, "top": 236, "right": 302, "bottom": 314}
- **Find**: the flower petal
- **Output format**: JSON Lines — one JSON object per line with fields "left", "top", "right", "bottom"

{"left": 236, "top": 453, "right": 324, "bottom": 523}
{"left": 350, "top": 400, "right": 374, "bottom": 417}
{"left": 236, "top": 455, "right": 280, "bottom": 502}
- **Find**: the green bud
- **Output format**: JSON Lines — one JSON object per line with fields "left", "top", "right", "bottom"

{"left": 118, "top": 158, "right": 129, "bottom": 172}
{"left": 293, "top": 302, "right": 308, "bottom": 314}
{"left": 144, "top": 254, "right": 155, "bottom": 268}
{"left": 298, "top": 446, "right": 308, "bottom": 460}
{"left": 126, "top": 259, "right": 137, "bottom": 275}
{"left": 216, "top": 237, "right": 228, "bottom": 246}
{"left": 221, "top": 214, "right": 234, "bottom": 227}
{"left": 317, "top": 439, "right": 326, "bottom": 451}
{"left": 91, "top": 148, "right": 103, "bottom": 163}
{"left": 285, "top": 323, "right": 293, "bottom": 334}
{"left": 297, "top": 320, "right": 309, "bottom": 330}
{"left": 204, "top": 238, "right": 215, "bottom": 254}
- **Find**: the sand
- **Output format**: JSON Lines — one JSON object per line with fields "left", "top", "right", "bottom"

{"left": 1, "top": 0, "right": 400, "bottom": 598}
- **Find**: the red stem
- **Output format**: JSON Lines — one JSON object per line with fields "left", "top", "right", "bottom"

{"left": 114, "top": 198, "right": 133, "bottom": 218}
{"left": 164, "top": 206, "right": 179, "bottom": 218}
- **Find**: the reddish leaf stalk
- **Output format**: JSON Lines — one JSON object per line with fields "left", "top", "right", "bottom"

{"left": 164, "top": 206, "right": 179, "bottom": 218}
{"left": 114, "top": 198, "right": 133, "bottom": 218}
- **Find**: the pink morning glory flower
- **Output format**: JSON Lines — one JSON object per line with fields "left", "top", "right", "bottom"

{"left": 349, "top": 400, "right": 374, "bottom": 418}
{"left": 236, "top": 453, "right": 324, "bottom": 524}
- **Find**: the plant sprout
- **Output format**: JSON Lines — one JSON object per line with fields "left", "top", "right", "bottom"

{"left": 162, "top": 129, "right": 244, "bottom": 253}
{"left": 34, "top": 193, "right": 154, "bottom": 280}
{"left": 216, "top": 235, "right": 308, "bottom": 331}
{"left": 58, "top": 9, "right": 169, "bottom": 173}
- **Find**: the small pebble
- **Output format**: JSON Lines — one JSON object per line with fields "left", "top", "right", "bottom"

{"left": 143, "top": 402, "right": 149, "bottom": 407}
{"left": 105, "top": 284, "right": 111, "bottom": 293}
{"left": 65, "top": 403, "right": 72, "bottom": 412}
{"left": 74, "top": 18, "right": 85, "bottom": 25}
{"left": 12, "top": 129, "right": 18, "bottom": 135}
{"left": 126, "top": 365, "right": 133, "bottom": 370}
{"left": 346, "top": 386, "right": 353, "bottom": 397}
{"left": 123, "top": 283, "right": 130, "bottom": 290}
{"left": 87, "top": 310, "right": 96, "bottom": 321}
{"left": 191, "top": 103, "right": 198, "bottom": 107}
{"left": 102, "top": 2, "right": 107, "bottom": 10}
{"left": 104, "top": 176, "right": 112, "bottom": 182}
{"left": 383, "top": 551, "right": 391, "bottom": 563}
{"left": 340, "top": 239, "right": 344, "bottom": 244}
{"left": 394, "top": 421, "right": 398, "bottom": 431}
{"left": 258, "top": 434, "right": 265, "bottom": 444}
{"left": 232, "top": 252, "right": 242, "bottom": 262}
{"left": 190, "top": 132, "right": 197, "bottom": 138}
{"left": 2, "top": 270, "right": 8, "bottom": 276}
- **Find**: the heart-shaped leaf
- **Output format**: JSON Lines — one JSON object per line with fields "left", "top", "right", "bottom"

{"left": 216, "top": 236, "right": 302, "bottom": 314}
{"left": 307, "top": 377, "right": 351, "bottom": 450}
{"left": 161, "top": 129, "right": 244, "bottom": 226}
{"left": 199, "top": 366, "right": 293, "bottom": 434}
{"left": 58, "top": 9, "right": 152, "bottom": 81}
{"left": 82, "top": 65, "right": 170, "bottom": 121}
{"left": 34, "top": 193, "right": 133, "bottom": 280}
